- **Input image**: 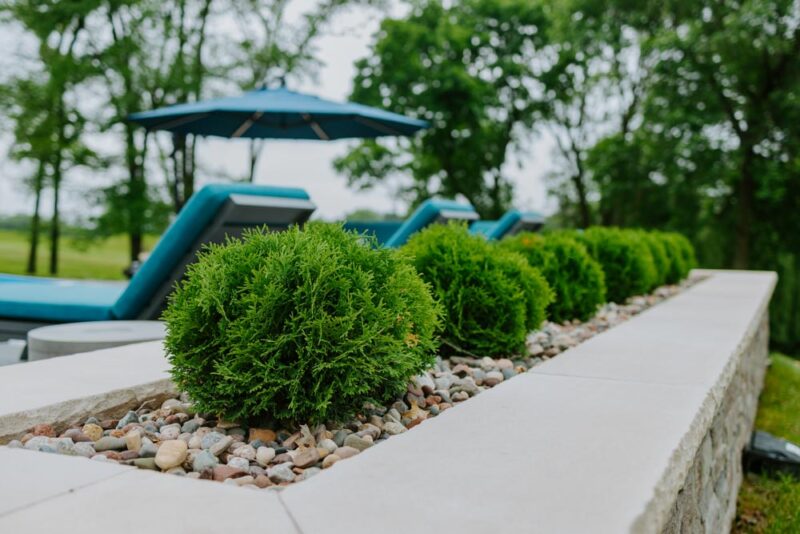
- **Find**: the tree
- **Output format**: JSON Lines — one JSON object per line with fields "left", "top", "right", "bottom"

{"left": 538, "top": 0, "right": 647, "bottom": 228}
{"left": 335, "top": 0, "right": 550, "bottom": 218}
{"left": 87, "top": 0, "right": 216, "bottom": 261}
{"left": 564, "top": 0, "right": 800, "bottom": 351}
{"left": 0, "top": 0, "right": 98, "bottom": 274}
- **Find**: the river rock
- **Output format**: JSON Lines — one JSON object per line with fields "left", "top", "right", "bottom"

{"left": 125, "top": 430, "right": 142, "bottom": 452}
{"left": 94, "top": 437, "right": 127, "bottom": 452}
{"left": 293, "top": 447, "right": 320, "bottom": 468}
{"left": 483, "top": 371, "right": 504, "bottom": 387}
{"left": 248, "top": 428, "right": 277, "bottom": 443}
{"left": 383, "top": 422, "right": 407, "bottom": 435}
{"left": 322, "top": 454, "right": 341, "bottom": 468}
{"left": 155, "top": 439, "right": 188, "bottom": 470}
{"left": 116, "top": 411, "right": 139, "bottom": 429}
{"left": 343, "top": 434, "right": 372, "bottom": 451}
{"left": 192, "top": 449, "right": 218, "bottom": 472}
{"left": 335, "top": 446, "right": 360, "bottom": 459}
{"left": 267, "top": 462, "right": 295, "bottom": 483}
{"left": 81, "top": 423, "right": 103, "bottom": 442}
{"left": 227, "top": 456, "right": 250, "bottom": 470}
{"left": 256, "top": 446, "right": 276, "bottom": 467}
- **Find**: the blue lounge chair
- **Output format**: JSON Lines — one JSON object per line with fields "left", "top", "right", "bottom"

{"left": 0, "top": 184, "right": 315, "bottom": 340}
{"left": 343, "top": 199, "right": 479, "bottom": 247}
{"left": 470, "top": 209, "right": 546, "bottom": 240}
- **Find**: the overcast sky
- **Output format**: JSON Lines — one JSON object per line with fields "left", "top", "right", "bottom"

{"left": 0, "top": 2, "right": 556, "bottom": 222}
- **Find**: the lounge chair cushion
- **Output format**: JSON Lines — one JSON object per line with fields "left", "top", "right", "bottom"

{"left": 0, "top": 274, "right": 124, "bottom": 322}
{"left": 482, "top": 210, "right": 546, "bottom": 240}
{"left": 342, "top": 221, "right": 404, "bottom": 245}
{"left": 384, "top": 199, "right": 478, "bottom": 248}
{"left": 111, "top": 183, "right": 311, "bottom": 319}
{"left": 470, "top": 220, "right": 498, "bottom": 237}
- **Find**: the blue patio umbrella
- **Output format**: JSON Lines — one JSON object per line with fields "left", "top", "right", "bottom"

{"left": 128, "top": 86, "right": 428, "bottom": 140}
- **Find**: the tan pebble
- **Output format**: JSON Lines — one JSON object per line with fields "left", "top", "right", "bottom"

{"left": 155, "top": 440, "right": 188, "bottom": 470}
{"left": 31, "top": 424, "right": 56, "bottom": 437}
{"left": 234, "top": 475, "right": 255, "bottom": 486}
{"left": 125, "top": 430, "right": 142, "bottom": 452}
{"left": 335, "top": 446, "right": 360, "bottom": 459}
{"left": 254, "top": 474, "right": 273, "bottom": 488}
{"left": 322, "top": 454, "right": 341, "bottom": 468}
{"left": 82, "top": 424, "right": 103, "bottom": 442}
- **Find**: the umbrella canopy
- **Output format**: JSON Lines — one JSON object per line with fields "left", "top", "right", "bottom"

{"left": 128, "top": 87, "right": 428, "bottom": 140}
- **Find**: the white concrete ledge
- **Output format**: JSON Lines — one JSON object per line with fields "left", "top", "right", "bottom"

{"left": 0, "top": 340, "right": 175, "bottom": 442}
{"left": 0, "top": 270, "right": 777, "bottom": 533}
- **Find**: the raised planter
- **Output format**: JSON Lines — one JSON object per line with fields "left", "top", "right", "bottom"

{"left": 0, "top": 270, "right": 776, "bottom": 533}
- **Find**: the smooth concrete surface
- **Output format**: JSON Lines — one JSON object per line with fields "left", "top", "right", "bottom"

{"left": 27, "top": 320, "right": 166, "bottom": 361}
{"left": 0, "top": 448, "right": 298, "bottom": 534}
{"left": 0, "top": 270, "right": 777, "bottom": 533}
{"left": 280, "top": 270, "right": 775, "bottom": 533}
{"left": 0, "top": 447, "right": 131, "bottom": 517}
{"left": 0, "top": 340, "right": 175, "bottom": 442}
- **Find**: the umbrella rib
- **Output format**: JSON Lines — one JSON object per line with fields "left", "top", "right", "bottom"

{"left": 301, "top": 113, "right": 330, "bottom": 141}
{"left": 148, "top": 112, "right": 211, "bottom": 131}
{"left": 232, "top": 111, "right": 264, "bottom": 138}
{"left": 353, "top": 115, "right": 402, "bottom": 136}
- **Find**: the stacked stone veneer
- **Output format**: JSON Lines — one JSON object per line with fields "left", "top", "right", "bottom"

{"left": 661, "top": 313, "right": 769, "bottom": 534}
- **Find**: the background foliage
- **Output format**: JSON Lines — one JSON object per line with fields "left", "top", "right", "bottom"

{"left": 1, "top": 0, "right": 798, "bottom": 351}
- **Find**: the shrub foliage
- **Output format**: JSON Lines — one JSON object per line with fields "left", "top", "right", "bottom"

{"left": 573, "top": 227, "right": 657, "bottom": 303}
{"left": 163, "top": 223, "right": 441, "bottom": 424}
{"left": 499, "top": 233, "right": 606, "bottom": 322}
{"left": 403, "top": 223, "right": 553, "bottom": 356}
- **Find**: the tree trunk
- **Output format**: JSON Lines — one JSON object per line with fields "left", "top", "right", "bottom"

{"left": 126, "top": 125, "right": 144, "bottom": 262}
{"left": 571, "top": 173, "right": 591, "bottom": 228}
{"left": 733, "top": 147, "right": 756, "bottom": 269}
{"left": 26, "top": 162, "right": 45, "bottom": 274}
{"left": 49, "top": 166, "right": 61, "bottom": 275}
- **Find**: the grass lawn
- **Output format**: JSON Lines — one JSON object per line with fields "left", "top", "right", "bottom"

{"left": 0, "top": 229, "right": 158, "bottom": 280}
{"left": 734, "top": 354, "right": 800, "bottom": 533}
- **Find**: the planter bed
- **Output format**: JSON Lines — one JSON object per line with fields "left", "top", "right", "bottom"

{"left": 2, "top": 279, "right": 696, "bottom": 490}
{"left": 0, "top": 270, "right": 775, "bottom": 533}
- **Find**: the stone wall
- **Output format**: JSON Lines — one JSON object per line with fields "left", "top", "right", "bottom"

{"left": 661, "top": 313, "right": 769, "bottom": 534}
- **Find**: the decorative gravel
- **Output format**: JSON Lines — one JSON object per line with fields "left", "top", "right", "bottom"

{"left": 6, "top": 279, "right": 697, "bottom": 490}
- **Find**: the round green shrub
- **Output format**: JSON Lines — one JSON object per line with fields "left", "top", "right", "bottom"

{"left": 574, "top": 227, "right": 657, "bottom": 303}
{"left": 499, "top": 233, "right": 606, "bottom": 322}
{"left": 403, "top": 223, "right": 553, "bottom": 356}
{"left": 162, "top": 223, "right": 442, "bottom": 424}
{"left": 658, "top": 231, "right": 696, "bottom": 283}
{"left": 638, "top": 231, "right": 669, "bottom": 289}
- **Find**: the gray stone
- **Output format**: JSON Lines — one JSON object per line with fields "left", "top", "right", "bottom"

{"left": 73, "top": 442, "right": 96, "bottom": 458}
{"left": 267, "top": 462, "right": 295, "bottom": 483}
{"left": 200, "top": 431, "right": 226, "bottom": 450}
{"left": 343, "top": 434, "right": 373, "bottom": 451}
{"left": 94, "top": 437, "right": 126, "bottom": 452}
{"left": 192, "top": 449, "right": 218, "bottom": 472}
{"left": 116, "top": 410, "right": 139, "bottom": 429}
{"left": 139, "top": 438, "right": 157, "bottom": 458}
{"left": 210, "top": 435, "right": 234, "bottom": 456}
{"left": 228, "top": 456, "right": 250, "bottom": 470}
{"left": 383, "top": 422, "right": 407, "bottom": 436}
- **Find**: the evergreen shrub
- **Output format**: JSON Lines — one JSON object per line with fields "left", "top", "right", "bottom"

{"left": 163, "top": 223, "right": 441, "bottom": 424}
{"left": 499, "top": 232, "right": 606, "bottom": 322}
{"left": 403, "top": 223, "right": 553, "bottom": 356}
{"left": 574, "top": 227, "right": 657, "bottom": 303}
